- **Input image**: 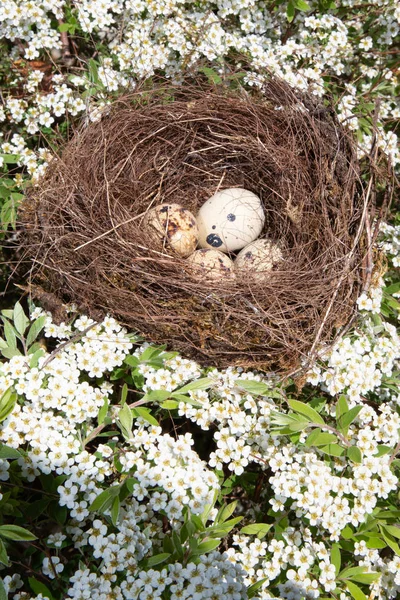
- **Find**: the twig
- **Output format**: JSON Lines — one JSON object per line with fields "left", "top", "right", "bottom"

{"left": 389, "top": 440, "right": 400, "bottom": 466}
{"left": 40, "top": 323, "right": 98, "bottom": 369}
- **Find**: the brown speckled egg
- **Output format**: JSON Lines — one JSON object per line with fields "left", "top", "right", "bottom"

{"left": 187, "top": 249, "right": 235, "bottom": 281}
{"left": 144, "top": 203, "right": 198, "bottom": 257}
{"left": 197, "top": 188, "right": 265, "bottom": 253}
{"left": 235, "top": 238, "right": 282, "bottom": 281}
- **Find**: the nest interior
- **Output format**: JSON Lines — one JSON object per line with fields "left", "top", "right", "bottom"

{"left": 19, "top": 77, "right": 367, "bottom": 372}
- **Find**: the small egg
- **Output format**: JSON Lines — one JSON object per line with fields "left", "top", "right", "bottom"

{"left": 144, "top": 203, "right": 198, "bottom": 257}
{"left": 235, "top": 238, "right": 283, "bottom": 281}
{"left": 197, "top": 188, "right": 265, "bottom": 253}
{"left": 187, "top": 249, "right": 235, "bottom": 281}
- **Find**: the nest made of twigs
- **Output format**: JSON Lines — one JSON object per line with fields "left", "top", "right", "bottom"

{"left": 19, "top": 75, "right": 370, "bottom": 372}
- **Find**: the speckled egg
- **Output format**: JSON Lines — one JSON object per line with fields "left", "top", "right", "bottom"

{"left": 187, "top": 249, "right": 235, "bottom": 281}
{"left": 235, "top": 238, "right": 283, "bottom": 281}
{"left": 197, "top": 188, "right": 265, "bottom": 253}
{"left": 144, "top": 203, "right": 198, "bottom": 257}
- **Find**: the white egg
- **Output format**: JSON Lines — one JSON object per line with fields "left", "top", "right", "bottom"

{"left": 235, "top": 238, "right": 282, "bottom": 281}
{"left": 144, "top": 203, "right": 198, "bottom": 257}
{"left": 197, "top": 188, "right": 265, "bottom": 253}
{"left": 187, "top": 249, "right": 235, "bottom": 281}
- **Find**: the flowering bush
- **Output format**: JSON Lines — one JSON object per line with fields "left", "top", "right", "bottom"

{"left": 1, "top": 1, "right": 400, "bottom": 598}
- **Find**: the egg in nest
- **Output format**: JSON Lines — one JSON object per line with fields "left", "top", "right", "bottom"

{"left": 187, "top": 249, "right": 235, "bottom": 281}
{"left": 197, "top": 188, "right": 265, "bottom": 253}
{"left": 235, "top": 238, "right": 283, "bottom": 281}
{"left": 144, "top": 203, "right": 198, "bottom": 257}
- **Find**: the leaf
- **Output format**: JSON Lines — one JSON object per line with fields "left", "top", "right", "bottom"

{"left": 58, "top": 22, "right": 70, "bottom": 32}
{"left": 319, "top": 443, "right": 345, "bottom": 457}
{"left": 140, "top": 390, "right": 172, "bottom": 404}
{"left": 160, "top": 400, "right": 179, "bottom": 410}
{"left": 337, "top": 405, "right": 362, "bottom": 434}
{"left": 193, "top": 539, "right": 221, "bottom": 554}
{"left": 348, "top": 573, "right": 381, "bottom": 584}
{"left": 380, "top": 526, "right": 400, "bottom": 555}
{"left": 294, "top": 0, "right": 310, "bottom": 9}
{"left": 0, "top": 444, "right": 20, "bottom": 460}
{"left": 198, "top": 67, "right": 222, "bottom": 84}
{"left": 97, "top": 397, "right": 109, "bottom": 425}
{"left": 346, "top": 581, "right": 368, "bottom": 600}
{"left": 29, "top": 348, "right": 45, "bottom": 368}
{"left": 235, "top": 379, "right": 270, "bottom": 396}
{"left": 0, "top": 348, "right": 21, "bottom": 359}
{"left": 339, "top": 566, "right": 368, "bottom": 579}
{"left": 145, "top": 553, "right": 171, "bottom": 567}
{"left": 0, "top": 579, "right": 7, "bottom": 600}
{"left": 0, "top": 540, "right": 9, "bottom": 566}
{"left": 382, "top": 524, "right": 400, "bottom": 539}
{"left": 288, "top": 399, "right": 325, "bottom": 425}
{"left": 132, "top": 406, "right": 158, "bottom": 427}
{"left": 247, "top": 578, "right": 268, "bottom": 598}
{"left": 28, "top": 578, "right": 54, "bottom": 600}
{"left": 13, "top": 302, "right": 29, "bottom": 336}
{"left": 120, "top": 383, "right": 128, "bottom": 406}
{"left": 1, "top": 319, "right": 17, "bottom": 349}
{"left": 287, "top": 1, "right": 295, "bottom": 21}
{"left": 240, "top": 523, "right": 272, "bottom": 538}
{"left": 110, "top": 495, "right": 120, "bottom": 527}
{"left": 305, "top": 430, "right": 338, "bottom": 447}
{"left": 331, "top": 543, "right": 341, "bottom": 575}
{"left": 217, "top": 501, "right": 238, "bottom": 524}
{"left": 0, "top": 524, "right": 36, "bottom": 541}
{"left": 347, "top": 446, "right": 363, "bottom": 464}
{"left": 117, "top": 403, "right": 133, "bottom": 440}
{"left": 25, "top": 316, "right": 46, "bottom": 348}
{"left": 174, "top": 378, "right": 212, "bottom": 394}
{"left": 0, "top": 388, "right": 17, "bottom": 423}
{"left": 89, "top": 486, "right": 120, "bottom": 513}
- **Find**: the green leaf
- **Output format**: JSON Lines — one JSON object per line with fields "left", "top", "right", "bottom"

{"left": 58, "top": 22, "right": 70, "bottom": 32}
{"left": 111, "top": 495, "right": 120, "bottom": 526}
{"left": 319, "top": 443, "right": 345, "bottom": 457}
{"left": 348, "top": 573, "right": 381, "bottom": 584}
{"left": 0, "top": 579, "right": 7, "bottom": 600}
{"left": 174, "top": 378, "right": 212, "bottom": 394}
{"left": 248, "top": 578, "right": 268, "bottom": 598}
{"left": 117, "top": 403, "right": 133, "bottom": 440}
{"left": 305, "top": 429, "right": 338, "bottom": 447}
{"left": 240, "top": 523, "right": 272, "bottom": 538}
{"left": 89, "top": 486, "right": 120, "bottom": 513}
{"left": 13, "top": 302, "right": 29, "bottom": 336}
{"left": 0, "top": 388, "right": 17, "bottom": 423}
{"left": 216, "top": 501, "right": 238, "bottom": 524}
{"left": 29, "top": 348, "right": 45, "bottom": 368}
{"left": 0, "top": 524, "right": 36, "bottom": 541}
{"left": 337, "top": 405, "right": 362, "bottom": 434}
{"left": 0, "top": 154, "right": 20, "bottom": 164}
{"left": 25, "top": 316, "right": 45, "bottom": 348}
{"left": 339, "top": 566, "right": 368, "bottom": 579}
{"left": 380, "top": 526, "right": 400, "bottom": 555}
{"left": 288, "top": 399, "right": 325, "bottom": 425}
{"left": 287, "top": 1, "right": 295, "bottom": 21}
{"left": 382, "top": 525, "right": 400, "bottom": 539}
{"left": 132, "top": 406, "right": 158, "bottom": 427}
{"left": 235, "top": 379, "right": 270, "bottom": 396}
{"left": 160, "top": 400, "right": 179, "bottom": 410}
{"left": 345, "top": 581, "right": 368, "bottom": 600}
{"left": 0, "top": 444, "right": 20, "bottom": 460}
{"left": 193, "top": 539, "right": 221, "bottom": 554}
{"left": 98, "top": 397, "right": 109, "bottom": 425}
{"left": 28, "top": 577, "right": 54, "bottom": 600}
{"left": 198, "top": 66, "right": 222, "bottom": 84}
{"left": 347, "top": 446, "right": 363, "bottom": 464}
{"left": 294, "top": 0, "right": 310, "bottom": 9}
{"left": 341, "top": 525, "right": 354, "bottom": 540}
{"left": 120, "top": 383, "right": 128, "bottom": 406}
{"left": 0, "top": 540, "right": 9, "bottom": 566}
{"left": 1, "top": 348, "right": 21, "bottom": 359}
{"left": 140, "top": 390, "right": 171, "bottom": 404}
{"left": 1, "top": 319, "right": 17, "bottom": 349}
{"left": 145, "top": 553, "right": 171, "bottom": 567}
{"left": 331, "top": 543, "right": 341, "bottom": 575}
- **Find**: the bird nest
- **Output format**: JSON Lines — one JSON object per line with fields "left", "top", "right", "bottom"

{"left": 19, "top": 76, "right": 371, "bottom": 372}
